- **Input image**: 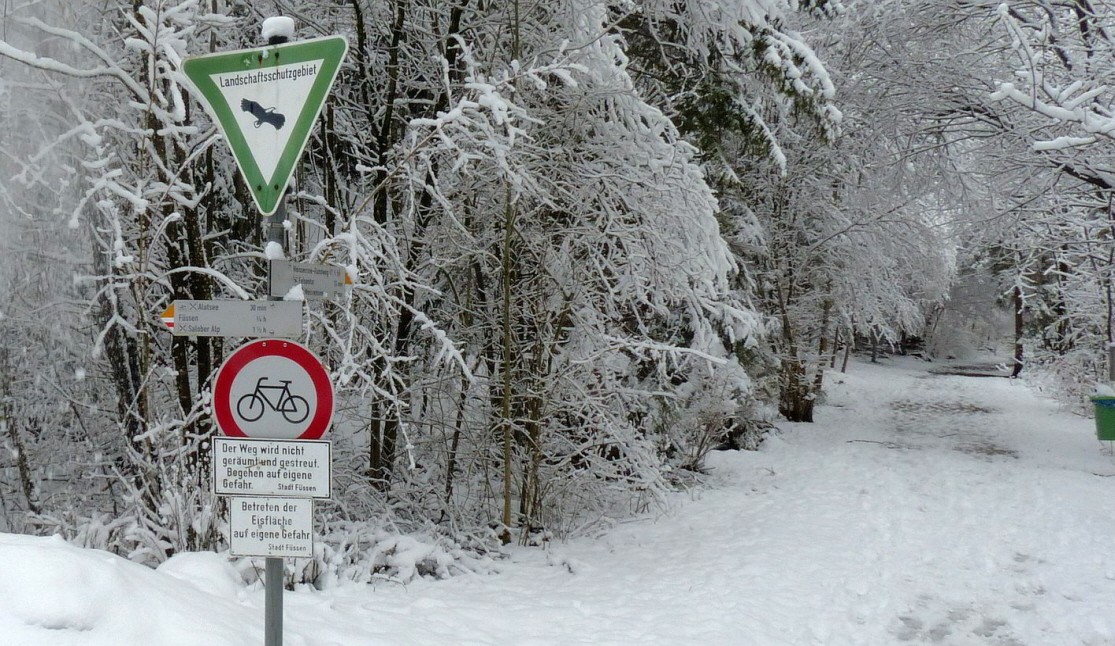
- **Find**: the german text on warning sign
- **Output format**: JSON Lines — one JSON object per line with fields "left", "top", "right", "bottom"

{"left": 218, "top": 63, "right": 318, "bottom": 88}
{"left": 229, "top": 496, "right": 313, "bottom": 558}
{"left": 212, "top": 437, "right": 331, "bottom": 499}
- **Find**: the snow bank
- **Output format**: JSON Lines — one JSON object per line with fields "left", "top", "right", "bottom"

{"left": 0, "top": 534, "right": 254, "bottom": 645}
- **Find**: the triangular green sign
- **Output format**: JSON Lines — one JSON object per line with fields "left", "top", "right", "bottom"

{"left": 182, "top": 35, "right": 348, "bottom": 215}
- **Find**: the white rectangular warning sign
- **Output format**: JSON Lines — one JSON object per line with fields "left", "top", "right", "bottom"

{"left": 229, "top": 496, "right": 313, "bottom": 558}
{"left": 212, "top": 437, "right": 331, "bottom": 499}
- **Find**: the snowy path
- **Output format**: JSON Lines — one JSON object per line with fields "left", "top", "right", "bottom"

{"left": 4, "top": 357, "right": 1115, "bottom": 645}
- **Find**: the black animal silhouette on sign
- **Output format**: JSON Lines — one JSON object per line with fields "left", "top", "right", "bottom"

{"left": 240, "top": 99, "right": 286, "bottom": 130}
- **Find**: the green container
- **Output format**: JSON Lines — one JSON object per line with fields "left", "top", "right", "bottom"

{"left": 1092, "top": 397, "right": 1115, "bottom": 441}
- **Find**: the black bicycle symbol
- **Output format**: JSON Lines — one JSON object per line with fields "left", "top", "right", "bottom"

{"left": 236, "top": 377, "right": 309, "bottom": 424}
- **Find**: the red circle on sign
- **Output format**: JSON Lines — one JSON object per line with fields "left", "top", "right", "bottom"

{"left": 212, "top": 339, "right": 334, "bottom": 439}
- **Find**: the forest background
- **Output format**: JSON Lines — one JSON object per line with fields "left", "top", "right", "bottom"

{"left": 0, "top": 0, "right": 1111, "bottom": 583}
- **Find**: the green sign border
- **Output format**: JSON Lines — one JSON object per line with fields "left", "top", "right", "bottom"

{"left": 183, "top": 35, "right": 348, "bottom": 215}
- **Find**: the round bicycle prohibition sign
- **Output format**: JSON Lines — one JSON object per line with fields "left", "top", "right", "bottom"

{"left": 212, "top": 339, "right": 334, "bottom": 440}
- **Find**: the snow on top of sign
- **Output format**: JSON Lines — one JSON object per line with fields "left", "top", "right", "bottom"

{"left": 283, "top": 284, "right": 306, "bottom": 301}
{"left": 264, "top": 241, "right": 285, "bottom": 260}
{"left": 262, "top": 16, "right": 295, "bottom": 42}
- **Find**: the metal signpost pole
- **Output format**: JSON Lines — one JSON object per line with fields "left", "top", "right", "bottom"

{"left": 183, "top": 17, "right": 346, "bottom": 646}
{"left": 268, "top": 201, "right": 288, "bottom": 262}
{"left": 264, "top": 23, "right": 290, "bottom": 646}
{"left": 265, "top": 556, "right": 283, "bottom": 646}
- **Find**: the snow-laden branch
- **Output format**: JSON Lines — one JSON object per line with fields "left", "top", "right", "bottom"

{"left": 160, "top": 267, "right": 251, "bottom": 300}
{"left": 0, "top": 18, "right": 147, "bottom": 100}
{"left": 991, "top": 6, "right": 1115, "bottom": 149}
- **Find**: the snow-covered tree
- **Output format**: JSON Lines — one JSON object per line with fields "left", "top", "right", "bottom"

{"left": 0, "top": 0, "right": 838, "bottom": 560}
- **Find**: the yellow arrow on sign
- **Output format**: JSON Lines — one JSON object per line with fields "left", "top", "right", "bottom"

{"left": 160, "top": 303, "right": 175, "bottom": 329}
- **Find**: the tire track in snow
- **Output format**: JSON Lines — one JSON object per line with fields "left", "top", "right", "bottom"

{"left": 810, "top": 360, "right": 1115, "bottom": 645}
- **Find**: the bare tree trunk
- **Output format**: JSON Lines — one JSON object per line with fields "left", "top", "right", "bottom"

{"left": 1107, "top": 192, "right": 1115, "bottom": 345}
{"left": 775, "top": 280, "right": 814, "bottom": 422}
{"left": 443, "top": 370, "right": 471, "bottom": 508}
{"left": 779, "top": 357, "right": 814, "bottom": 422}
{"left": 499, "top": 186, "right": 516, "bottom": 544}
{"left": 364, "top": 0, "right": 472, "bottom": 489}
{"left": 811, "top": 299, "right": 833, "bottom": 395}
{"left": 1012, "top": 284, "right": 1024, "bottom": 378}
{"left": 0, "top": 385, "right": 39, "bottom": 515}
{"left": 518, "top": 319, "right": 551, "bottom": 542}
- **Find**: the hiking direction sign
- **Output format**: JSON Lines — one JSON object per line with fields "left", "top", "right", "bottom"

{"left": 269, "top": 259, "right": 349, "bottom": 303}
{"left": 182, "top": 36, "right": 348, "bottom": 215}
{"left": 160, "top": 300, "right": 302, "bottom": 338}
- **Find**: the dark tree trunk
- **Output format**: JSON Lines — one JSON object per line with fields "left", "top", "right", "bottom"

{"left": 1012, "top": 284, "right": 1024, "bottom": 378}
{"left": 779, "top": 357, "right": 814, "bottom": 422}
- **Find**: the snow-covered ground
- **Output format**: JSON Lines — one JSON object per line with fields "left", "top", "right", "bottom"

{"left": 4, "top": 357, "right": 1115, "bottom": 645}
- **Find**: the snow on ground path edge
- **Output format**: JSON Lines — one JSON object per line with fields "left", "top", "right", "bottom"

{"left": 1, "top": 357, "right": 1115, "bottom": 645}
